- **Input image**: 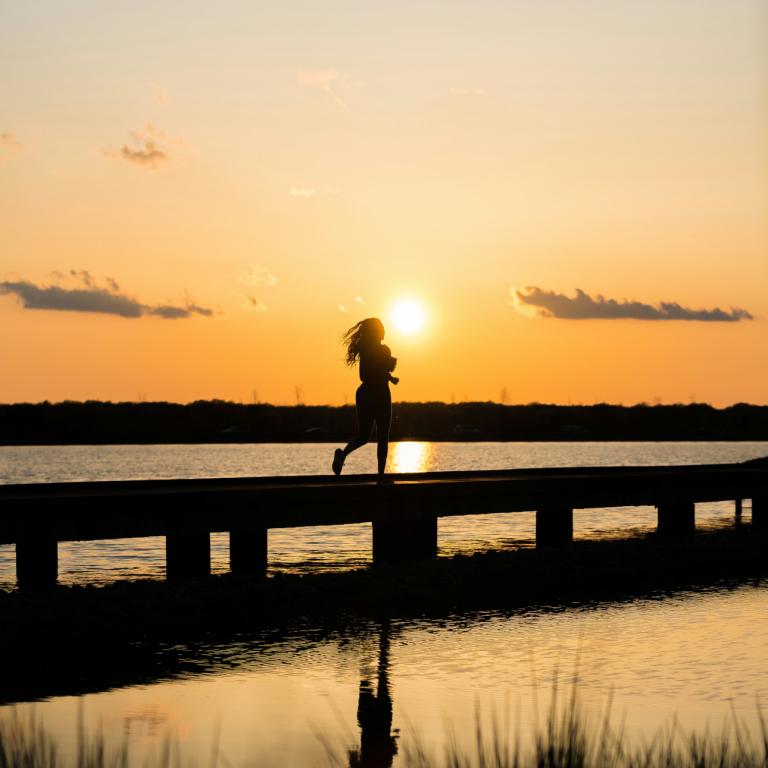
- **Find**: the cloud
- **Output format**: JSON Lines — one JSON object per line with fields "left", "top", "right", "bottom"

{"left": 243, "top": 295, "right": 268, "bottom": 313}
{"left": 512, "top": 287, "right": 753, "bottom": 322}
{"left": 296, "top": 69, "right": 347, "bottom": 108}
{"left": 239, "top": 266, "right": 276, "bottom": 313}
{"left": 0, "top": 273, "right": 214, "bottom": 320}
{"left": 149, "top": 82, "right": 169, "bottom": 105}
{"left": 1, "top": 132, "right": 24, "bottom": 167}
{"left": 338, "top": 296, "right": 364, "bottom": 313}
{"left": 103, "top": 124, "right": 180, "bottom": 169}
{"left": 289, "top": 187, "right": 316, "bottom": 198}
{"left": 148, "top": 302, "right": 213, "bottom": 319}
{"left": 69, "top": 269, "right": 96, "bottom": 288}
{"left": 238, "top": 265, "right": 278, "bottom": 288}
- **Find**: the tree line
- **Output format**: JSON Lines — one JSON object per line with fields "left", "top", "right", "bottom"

{"left": 1, "top": 400, "right": 767, "bottom": 443}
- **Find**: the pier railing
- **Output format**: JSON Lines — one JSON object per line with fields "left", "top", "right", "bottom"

{"left": 1, "top": 462, "right": 766, "bottom": 588}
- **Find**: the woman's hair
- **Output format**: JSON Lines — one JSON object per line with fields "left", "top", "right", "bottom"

{"left": 342, "top": 317, "right": 384, "bottom": 366}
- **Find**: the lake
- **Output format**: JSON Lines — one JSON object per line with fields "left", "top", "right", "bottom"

{"left": 1, "top": 441, "right": 767, "bottom": 765}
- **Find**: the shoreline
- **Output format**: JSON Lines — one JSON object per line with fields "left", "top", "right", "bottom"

{"left": 4, "top": 437, "right": 768, "bottom": 447}
{"left": 3, "top": 402, "right": 768, "bottom": 444}
{"left": 1, "top": 525, "right": 767, "bottom": 703}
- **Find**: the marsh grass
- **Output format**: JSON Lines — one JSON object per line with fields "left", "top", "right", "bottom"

{"left": 3, "top": 690, "right": 768, "bottom": 768}
{"left": 396, "top": 683, "right": 768, "bottom": 768}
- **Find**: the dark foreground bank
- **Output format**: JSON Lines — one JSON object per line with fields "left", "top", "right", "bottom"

{"left": 1, "top": 525, "right": 767, "bottom": 704}
{"left": 2, "top": 400, "right": 768, "bottom": 443}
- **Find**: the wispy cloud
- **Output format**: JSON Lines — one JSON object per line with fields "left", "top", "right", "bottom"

{"left": 238, "top": 265, "right": 277, "bottom": 313}
{"left": 103, "top": 124, "right": 182, "bottom": 169}
{"left": 243, "top": 295, "right": 268, "bottom": 313}
{"left": 512, "top": 287, "right": 753, "bottom": 322}
{"left": 289, "top": 187, "right": 316, "bottom": 198}
{"left": 339, "top": 296, "right": 364, "bottom": 313}
{"left": 0, "top": 272, "right": 214, "bottom": 319}
{"left": 148, "top": 301, "right": 213, "bottom": 319}
{"left": 1, "top": 132, "right": 24, "bottom": 167}
{"left": 238, "top": 265, "right": 278, "bottom": 288}
{"left": 149, "top": 82, "right": 169, "bottom": 105}
{"left": 296, "top": 69, "right": 347, "bottom": 108}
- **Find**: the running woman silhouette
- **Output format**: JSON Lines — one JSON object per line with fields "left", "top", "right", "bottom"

{"left": 333, "top": 318, "right": 399, "bottom": 477}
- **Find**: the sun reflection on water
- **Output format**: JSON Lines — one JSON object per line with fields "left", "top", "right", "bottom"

{"left": 389, "top": 441, "right": 433, "bottom": 474}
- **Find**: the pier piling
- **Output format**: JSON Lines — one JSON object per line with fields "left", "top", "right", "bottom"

{"left": 753, "top": 497, "right": 767, "bottom": 530}
{"left": 536, "top": 506, "right": 573, "bottom": 547}
{"left": 230, "top": 527, "right": 268, "bottom": 576}
{"left": 16, "top": 535, "right": 57, "bottom": 589}
{"left": 657, "top": 502, "right": 695, "bottom": 537}
{"left": 166, "top": 531, "right": 211, "bottom": 579}
{"left": 372, "top": 514, "right": 437, "bottom": 565}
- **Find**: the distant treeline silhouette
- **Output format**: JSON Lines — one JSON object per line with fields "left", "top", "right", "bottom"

{"left": 1, "top": 400, "right": 767, "bottom": 444}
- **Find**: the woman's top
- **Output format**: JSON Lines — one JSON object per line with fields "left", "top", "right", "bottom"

{"left": 359, "top": 344, "right": 397, "bottom": 385}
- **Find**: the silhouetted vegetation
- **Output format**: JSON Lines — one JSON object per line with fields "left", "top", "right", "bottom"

{"left": 1, "top": 527, "right": 767, "bottom": 704}
{"left": 3, "top": 681, "right": 768, "bottom": 767}
{"left": 1, "top": 400, "right": 768, "bottom": 444}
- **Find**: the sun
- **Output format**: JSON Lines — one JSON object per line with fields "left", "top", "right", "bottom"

{"left": 390, "top": 299, "right": 426, "bottom": 335}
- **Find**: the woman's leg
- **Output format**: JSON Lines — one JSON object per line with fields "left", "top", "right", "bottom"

{"left": 333, "top": 386, "right": 374, "bottom": 475}
{"left": 343, "top": 386, "right": 374, "bottom": 457}
{"left": 374, "top": 389, "right": 392, "bottom": 476}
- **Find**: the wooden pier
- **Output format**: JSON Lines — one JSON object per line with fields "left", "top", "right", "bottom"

{"left": 1, "top": 462, "right": 766, "bottom": 589}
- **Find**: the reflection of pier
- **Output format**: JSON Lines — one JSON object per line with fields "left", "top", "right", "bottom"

{"left": 1, "top": 462, "right": 766, "bottom": 588}
{"left": 348, "top": 621, "right": 398, "bottom": 768}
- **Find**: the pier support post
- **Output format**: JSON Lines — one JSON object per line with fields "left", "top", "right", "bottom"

{"left": 230, "top": 527, "right": 267, "bottom": 576}
{"left": 372, "top": 516, "right": 437, "bottom": 565}
{"left": 657, "top": 502, "right": 695, "bottom": 537}
{"left": 752, "top": 497, "right": 768, "bottom": 531}
{"left": 16, "top": 535, "right": 58, "bottom": 589}
{"left": 536, "top": 506, "right": 573, "bottom": 547}
{"left": 735, "top": 499, "right": 743, "bottom": 526}
{"left": 166, "top": 531, "right": 211, "bottom": 580}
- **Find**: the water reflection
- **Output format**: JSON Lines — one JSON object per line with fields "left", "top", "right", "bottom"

{"left": 348, "top": 621, "right": 399, "bottom": 768}
{"left": 389, "top": 441, "right": 432, "bottom": 474}
{"left": 123, "top": 706, "right": 172, "bottom": 741}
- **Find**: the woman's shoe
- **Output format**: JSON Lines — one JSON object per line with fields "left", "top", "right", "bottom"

{"left": 332, "top": 449, "right": 344, "bottom": 475}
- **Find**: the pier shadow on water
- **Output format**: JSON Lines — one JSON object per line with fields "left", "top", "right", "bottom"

{"left": 1, "top": 525, "right": 768, "bottom": 709}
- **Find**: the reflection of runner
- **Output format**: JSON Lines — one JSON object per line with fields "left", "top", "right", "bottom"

{"left": 348, "top": 621, "right": 398, "bottom": 768}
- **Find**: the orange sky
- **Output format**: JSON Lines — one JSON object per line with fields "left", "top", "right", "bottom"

{"left": 1, "top": 0, "right": 766, "bottom": 406}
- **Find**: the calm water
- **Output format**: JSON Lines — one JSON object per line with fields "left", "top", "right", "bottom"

{"left": 1, "top": 442, "right": 767, "bottom": 765}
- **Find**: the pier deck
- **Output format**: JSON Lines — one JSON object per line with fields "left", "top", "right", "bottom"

{"left": 1, "top": 462, "right": 766, "bottom": 588}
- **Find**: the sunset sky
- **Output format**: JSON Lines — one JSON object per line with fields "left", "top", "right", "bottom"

{"left": 2, "top": 0, "right": 766, "bottom": 406}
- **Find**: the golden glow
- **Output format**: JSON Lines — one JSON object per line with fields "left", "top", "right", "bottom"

{"left": 390, "top": 300, "right": 426, "bottom": 336}
{"left": 0, "top": 1, "right": 766, "bottom": 406}
{"left": 389, "top": 441, "right": 432, "bottom": 474}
